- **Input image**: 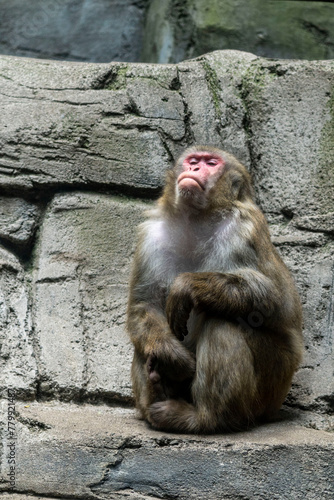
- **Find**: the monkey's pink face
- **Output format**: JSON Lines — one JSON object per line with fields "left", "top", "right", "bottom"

{"left": 177, "top": 152, "right": 225, "bottom": 198}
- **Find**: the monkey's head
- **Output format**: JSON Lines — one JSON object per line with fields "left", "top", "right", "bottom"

{"left": 161, "top": 146, "right": 254, "bottom": 213}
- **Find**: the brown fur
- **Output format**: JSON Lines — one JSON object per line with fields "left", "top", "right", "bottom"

{"left": 127, "top": 146, "right": 303, "bottom": 433}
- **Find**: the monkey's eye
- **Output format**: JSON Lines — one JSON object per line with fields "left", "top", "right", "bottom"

{"left": 189, "top": 157, "right": 198, "bottom": 164}
{"left": 207, "top": 160, "right": 218, "bottom": 166}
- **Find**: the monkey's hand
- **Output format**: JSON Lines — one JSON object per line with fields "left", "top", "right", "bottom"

{"left": 166, "top": 273, "right": 198, "bottom": 340}
{"left": 146, "top": 337, "right": 196, "bottom": 382}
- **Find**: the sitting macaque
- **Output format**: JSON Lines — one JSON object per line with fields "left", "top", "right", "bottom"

{"left": 127, "top": 145, "right": 303, "bottom": 433}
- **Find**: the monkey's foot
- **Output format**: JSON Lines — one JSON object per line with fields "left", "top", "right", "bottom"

{"left": 148, "top": 399, "right": 199, "bottom": 433}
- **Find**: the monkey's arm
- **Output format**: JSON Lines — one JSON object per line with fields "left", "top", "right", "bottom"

{"left": 127, "top": 300, "right": 173, "bottom": 356}
{"left": 127, "top": 297, "right": 195, "bottom": 380}
{"left": 127, "top": 230, "right": 195, "bottom": 378}
{"left": 166, "top": 269, "right": 281, "bottom": 340}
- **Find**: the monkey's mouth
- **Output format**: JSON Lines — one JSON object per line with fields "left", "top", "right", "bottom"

{"left": 177, "top": 174, "right": 204, "bottom": 191}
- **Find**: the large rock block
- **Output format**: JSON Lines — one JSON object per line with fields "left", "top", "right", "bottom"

{"left": 0, "top": 248, "right": 36, "bottom": 398}
{"left": 0, "top": 56, "right": 183, "bottom": 193}
{"left": 0, "top": 196, "right": 40, "bottom": 249}
{"left": 33, "top": 193, "right": 149, "bottom": 401}
{"left": 241, "top": 58, "right": 334, "bottom": 218}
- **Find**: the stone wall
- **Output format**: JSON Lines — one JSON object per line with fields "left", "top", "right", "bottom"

{"left": 0, "top": 50, "right": 333, "bottom": 420}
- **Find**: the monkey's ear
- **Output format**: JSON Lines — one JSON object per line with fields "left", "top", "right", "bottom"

{"left": 230, "top": 171, "right": 243, "bottom": 199}
{"left": 160, "top": 169, "right": 177, "bottom": 211}
{"left": 230, "top": 170, "right": 253, "bottom": 201}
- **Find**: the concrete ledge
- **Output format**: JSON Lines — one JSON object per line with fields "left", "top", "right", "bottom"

{"left": 0, "top": 401, "right": 333, "bottom": 499}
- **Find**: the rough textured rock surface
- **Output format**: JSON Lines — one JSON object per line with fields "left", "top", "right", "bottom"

{"left": 33, "top": 193, "right": 148, "bottom": 401}
{"left": 0, "top": 249, "right": 36, "bottom": 398}
{"left": 0, "top": 197, "right": 40, "bottom": 249}
{"left": 0, "top": 51, "right": 333, "bottom": 497}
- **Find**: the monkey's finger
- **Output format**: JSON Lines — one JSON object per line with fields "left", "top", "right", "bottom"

{"left": 171, "top": 313, "right": 189, "bottom": 340}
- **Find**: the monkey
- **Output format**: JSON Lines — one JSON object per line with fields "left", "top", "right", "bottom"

{"left": 127, "top": 145, "right": 303, "bottom": 434}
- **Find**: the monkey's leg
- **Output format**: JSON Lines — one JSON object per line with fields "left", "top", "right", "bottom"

{"left": 148, "top": 319, "right": 259, "bottom": 433}
{"left": 247, "top": 330, "right": 300, "bottom": 421}
{"left": 131, "top": 350, "right": 170, "bottom": 420}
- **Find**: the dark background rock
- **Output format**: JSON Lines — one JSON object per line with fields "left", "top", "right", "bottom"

{"left": 0, "top": 0, "right": 334, "bottom": 63}
{"left": 0, "top": 0, "right": 149, "bottom": 63}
